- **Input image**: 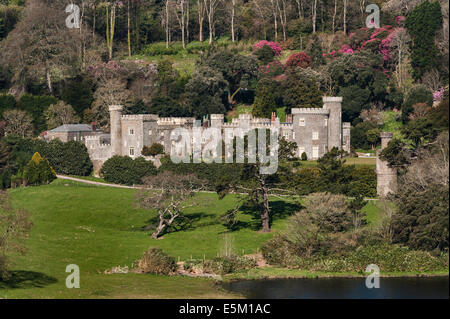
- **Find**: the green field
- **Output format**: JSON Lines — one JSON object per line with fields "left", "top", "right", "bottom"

{"left": 1, "top": 179, "right": 298, "bottom": 298}
{"left": 1, "top": 178, "right": 384, "bottom": 298}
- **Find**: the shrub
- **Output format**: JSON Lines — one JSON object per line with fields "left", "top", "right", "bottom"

{"left": 303, "top": 193, "right": 352, "bottom": 233}
{"left": 261, "top": 234, "right": 295, "bottom": 266}
{"left": 286, "top": 52, "right": 312, "bottom": 69}
{"left": 347, "top": 167, "right": 377, "bottom": 198}
{"left": 401, "top": 86, "right": 433, "bottom": 123}
{"left": 254, "top": 45, "right": 276, "bottom": 64}
{"left": 137, "top": 248, "right": 177, "bottom": 275}
{"left": 142, "top": 143, "right": 164, "bottom": 157}
{"left": 301, "top": 152, "right": 308, "bottom": 161}
{"left": 40, "top": 139, "right": 93, "bottom": 176}
{"left": 184, "top": 255, "right": 257, "bottom": 275}
{"left": 0, "top": 94, "right": 16, "bottom": 119}
{"left": 253, "top": 40, "right": 282, "bottom": 56}
{"left": 100, "top": 156, "right": 157, "bottom": 185}
{"left": 23, "top": 152, "right": 56, "bottom": 186}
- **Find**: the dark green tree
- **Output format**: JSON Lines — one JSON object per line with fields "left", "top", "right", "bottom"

{"left": 405, "top": 1, "right": 443, "bottom": 79}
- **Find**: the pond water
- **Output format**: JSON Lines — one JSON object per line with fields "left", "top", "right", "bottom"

{"left": 222, "top": 277, "right": 449, "bottom": 299}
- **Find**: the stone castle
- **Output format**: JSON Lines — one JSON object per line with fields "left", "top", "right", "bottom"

{"left": 87, "top": 97, "right": 350, "bottom": 174}
{"left": 46, "top": 97, "right": 351, "bottom": 175}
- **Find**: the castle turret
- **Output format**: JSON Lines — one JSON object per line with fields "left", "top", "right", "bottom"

{"left": 210, "top": 114, "right": 224, "bottom": 128}
{"left": 109, "top": 105, "right": 123, "bottom": 156}
{"left": 376, "top": 132, "right": 398, "bottom": 197}
{"left": 323, "top": 97, "right": 343, "bottom": 150}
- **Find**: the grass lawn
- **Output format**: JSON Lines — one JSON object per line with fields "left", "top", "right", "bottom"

{"left": 2, "top": 179, "right": 300, "bottom": 298}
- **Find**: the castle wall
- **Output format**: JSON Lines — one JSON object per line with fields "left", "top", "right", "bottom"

{"left": 87, "top": 97, "right": 349, "bottom": 174}
{"left": 323, "top": 97, "right": 343, "bottom": 150}
{"left": 109, "top": 105, "right": 123, "bottom": 156}
{"left": 291, "top": 108, "right": 329, "bottom": 159}
{"left": 376, "top": 132, "right": 398, "bottom": 197}
{"left": 84, "top": 135, "right": 113, "bottom": 176}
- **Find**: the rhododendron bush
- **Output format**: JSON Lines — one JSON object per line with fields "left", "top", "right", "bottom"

{"left": 286, "top": 52, "right": 312, "bottom": 69}
{"left": 254, "top": 40, "right": 282, "bottom": 56}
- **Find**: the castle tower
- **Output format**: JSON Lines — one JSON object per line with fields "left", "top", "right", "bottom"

{"left": 210, "top": 114, "right": 224, "bottom": 128}
{"left": 376, "top": 132, "right": 398, "bottom": 197}
{"left": 323, "top": 97, "right": 343, "bottom": 150}
{"left": 109, "top": 105, "right": 123, "bottom": 156}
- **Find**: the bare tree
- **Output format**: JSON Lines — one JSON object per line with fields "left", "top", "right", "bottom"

{"left": 270, "top": 0, "right": 278, "bottom": 40}
{"left": 0, "top": 191, "right": 33, "bottom": 279}
{"left": 197, "top": 0, "right": 206, "bottom": 41}
{"left": 231, "top": 0, "right": 237, "bottom": 43}
{"left": 203, "top": 0, "right": 222, "bottom": 45}
{"left": 44, "top": 101, "right": 80, "bottom": 130}
{"left": 3, "top": 110, "right": 34, "bottom": 138}
{"left": 343, "top": 0, "right": 348, "bottom": 34}
{"left": 312, "top": 0, "right": 317, "bottom": 33}
{"left": 376, "top": 200, "right": 397, "bottom": 243}
{"left": 252, "top": 0, "right": 271, "bottom": 39}
{"left": 294, "top": 0, "right": 303, "bottom": 19}
{"left": 0, "top": 0, "right": 78, "bottom": 94}
{"left": 277, "top": 0, "right": 288, "bottom": 41}
{"left": 105, "top": 1, "right": 118, "bottom": 60}
{"left": 174, "top": 0, "right": 190, "bottom": 48}
{"left": 402, "top": 132, "right": 449, "bottom": 192}
{"left": 421, "top": 69, "right": 444, "bottom": 92}
{"left": 162, "top": 0, "right": 172, "bottom": 48}
{"left": 136, "top": 171, "right": 206, "bottom": 239}
{"left": 332, "top": 0, "right": 338, "bottom": 34}
{"left": 90, "top": 79, "right": 133, "bottom": 130}
{"left": 389, "top": 28, "right": 411, "bottom": 93}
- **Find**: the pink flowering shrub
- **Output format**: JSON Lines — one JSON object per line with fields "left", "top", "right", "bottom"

{"left": 433, "top": 88, "right": 445, "bottom": 102}
{"left": 339, "top": 44, "right": 354, "bottom": 55}
{"left": 395, "top": 16, "right": 406, "bottom": 26}
{"left": 254, "top": 40, "right": 282, "bottom": 56}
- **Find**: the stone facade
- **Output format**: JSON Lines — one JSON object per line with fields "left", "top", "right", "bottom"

{"left": 376, "top": 132, "right": 398, "bottom": 197}
{"left": 84, "top": 97, "right": 350, "bottom": 175}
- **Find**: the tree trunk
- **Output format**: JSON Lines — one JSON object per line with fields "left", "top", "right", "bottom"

{"left": 165, "top": 0, "right": 170, "bottom": 48}
{"left": 186, "top": 0, "right": 190, "bottom": 43}
{"left": 152, "top": 211, "right": 179, "bottom": 239}
{"left": 198, "top": 0, "right": 204, "bottom": 41}
{"left": 127, "top": 0, "right": 131, "bottom": 57}
{"left": 312, "top": 0, "right": 317, "bottom": 33}
{"left": 271, "top": 0, "right": 278, "bottom": 41}
{"left": 46, "top": 69, "right": 53, "bottom": 94}
{"left": 259, "top": 175, "right": 271, "bottom": 232}
{"left": 332, "top": 0, "right": 337, "bottom": 34}
{"left": 231, "top": 0, "right": 235, "bottom": 42}
{"left": 343, "top": 0, "right": 347, "bottom": 34}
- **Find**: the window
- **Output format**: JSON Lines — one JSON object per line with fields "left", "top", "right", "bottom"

{"left": 312, "top": 146, "right": 319, "bottom": 159}
{"left": 148, "top": 130, "right": 152, "bottom": 135}
{"left": 129, "top": 128, "right": 134, "bottom": 135}
{"left": 283, "top": 131, "right": 289, "bottom": 139}
{"left": 129, "top": 147, "right": 135, "bottom": 156}
{"left": 299, "top": 118, "right": 305, "bottom": 127}
{"left": 324, "top": 119, "right": 328, "bottom": 127}
{"left": 312, "top": 131, "right": 319, "bottom": 140}
{"left": 292, "top": 131, "right": 296, "bottom": 139}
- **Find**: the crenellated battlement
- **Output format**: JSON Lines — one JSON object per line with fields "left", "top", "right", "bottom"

{"left": 157, "top": 117, "right": 196, "bottom": 125}
{"left": 122, "top": 114, "right": 159, "bottom": 121}
{"left": 291, "top": 108, "right": 330, "bottom": 115}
